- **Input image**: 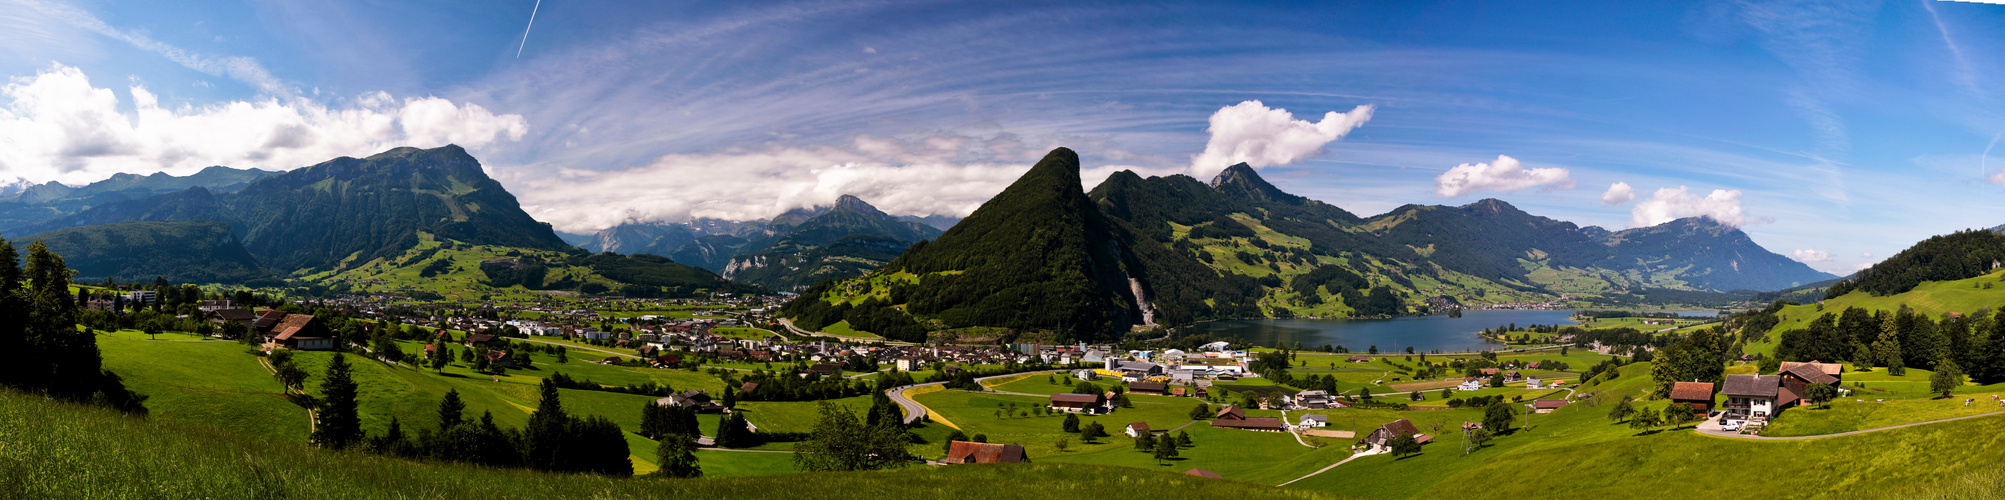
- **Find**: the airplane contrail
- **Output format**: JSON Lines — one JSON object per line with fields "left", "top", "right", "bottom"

{"left": 517, "top": 0, "right": 541, "bottom": 58}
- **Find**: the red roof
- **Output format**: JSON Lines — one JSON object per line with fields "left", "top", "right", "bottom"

{"left": 945, "top": 441, "right": 1027, "bottom": 463}
{"left": 1670, "top": 382, "right": 1715, "bottom": 401}
{"left": 1184, "top": 469, "right": 1222, "bottom": 479}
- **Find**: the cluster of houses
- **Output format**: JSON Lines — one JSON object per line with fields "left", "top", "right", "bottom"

{"left": 1716, "top": 361, "right": 1845, "bottom": 426}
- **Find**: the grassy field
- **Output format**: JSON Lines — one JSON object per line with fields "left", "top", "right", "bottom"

{"left": 913, "top": 389, "right": 1210, "bottom": 458}
{"left": 1747, "top": 270, "right": 2005, "bottom": 356}
{"left": 96, "top": 330, "right": 309, "bottom": 443}
{"left": 0, "top": 390, "right": 1346, "bottom": 499}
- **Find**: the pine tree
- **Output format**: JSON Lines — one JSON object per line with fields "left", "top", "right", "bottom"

{"left": 523, "top": 377, "right": 570, "bottom": 469}
{"left": 653, "top": 435, "right": 702, "bottom": 478}
{"left": 437, "top": 389, "right": 466, "bottom": 430}
{"left": 311, "top": 354, "right": 364, "bottom": 449}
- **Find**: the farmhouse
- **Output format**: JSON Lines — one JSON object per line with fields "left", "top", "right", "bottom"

{"left": 1125, "top": 422, "right": 1151, "bottom": 437}
{"left": 1779, "top": 363, "right": 1841, "bottom": 406}
{"left": 1669, "top": 381, "right": 1716, "bottom": 416}
{"left": 1722, "top": 374, "right": 1783, "bottom": 423}
{"left": 265, "top": 314, "right": 336, "bottom": 351}
{"left": 943, "top": 441, "right": 1028, "bottom": 464}
{"left": 1208, "top": 405, "right": 1284, "bottom": 432}
{"left": 1360, "top": 418, "right": 1430, "bottom": 450}
{"left": 1529, "top": 399, "right": 1567, "bottom": 413}
{"left": 1294, "top": 390, "right": 1335, "bottom": 409}
{"left": 1049, "top": 393, "right": 1108, "bottom": 414}
{"left": 808, "top": 363, "right": 844, "bottom": 377}
{"left": 1128, "top": 380, "right": 1169, "bottom": 395}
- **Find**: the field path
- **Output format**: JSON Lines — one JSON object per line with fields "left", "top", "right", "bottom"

{"left": 1276, "top": 450, "right": 1370, "bottom": 486}
{"left": 1697, "top": 410, "right": 2005, "bottom": 441}
{"left": 886, "top": 370, "right": 1069, "bottom": 425}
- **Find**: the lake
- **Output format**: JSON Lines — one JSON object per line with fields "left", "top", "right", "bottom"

{"left": 1182, "top": 309, "right": 1580, "bottom": 353}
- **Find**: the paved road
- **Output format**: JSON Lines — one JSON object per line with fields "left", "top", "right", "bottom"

{"left": 1696, "top": 410, "right": 2005, "bottom": 441}
{"left": 885, "top": 369, "right": 1072, "bottom": 424}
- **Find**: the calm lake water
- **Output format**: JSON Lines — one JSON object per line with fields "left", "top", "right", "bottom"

{"left": 1184, "top": 310, "right": 1580, "bottom": 353}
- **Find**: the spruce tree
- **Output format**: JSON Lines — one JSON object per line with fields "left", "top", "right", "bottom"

{"left": 311, "top": 353, "right": 364, "bottom": 449}
{"left": 653, "top": 435, "right": 702, "bottom": 478}
{"left": 438, "top": 389, "right": 466, "bottom": 430}
{"left": 524, "top": 377, "right": 570, "bottom": 469}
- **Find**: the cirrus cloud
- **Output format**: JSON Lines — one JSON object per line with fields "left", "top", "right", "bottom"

{"left": 0, "top": 63, "right": 526, "bottom": 184}
{"left": 1188, "top": 100, "right": 1373, "bottom": 179}
{"left": 1433, "top": 155, "right": 1575, "bottom": 198}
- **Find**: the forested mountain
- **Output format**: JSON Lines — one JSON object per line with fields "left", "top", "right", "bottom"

{"left": 20, "top": 220, "right": 270, "bottom": 284}
{"left": 787, "top": 151, "right": 1838, "bottom": 342}
{"left": 1825, "top": 229, "right": 2005, "bottom": 298}
{"left": 0, "top": 166, "right": 275, "bottom": 236}
{"left": 14, "top": 146, "right": 574, "bottom": 274}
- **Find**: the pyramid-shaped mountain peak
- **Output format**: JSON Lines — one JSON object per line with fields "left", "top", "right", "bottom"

{"left": 1207, "top": 163, "right": 1301, "bottom": 205}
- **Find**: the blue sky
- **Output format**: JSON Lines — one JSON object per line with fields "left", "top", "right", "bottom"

{"left": 2, "top": 0, "right": 2004, "bottom": 275}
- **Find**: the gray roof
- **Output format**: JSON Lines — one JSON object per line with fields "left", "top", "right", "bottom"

{"left": 1721, "top": 374, "right": 1780, "bottom": 398}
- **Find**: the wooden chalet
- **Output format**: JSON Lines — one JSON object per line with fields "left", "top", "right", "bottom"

{"left": 1048, "top": 393, "right": 1107, "bottom": 413}
{"left": 1669, "top": 381, "right": 1716, "bottom": 416}
{"left": 1360, "top": 418, "right": 1430, "bottom": 449}
{"left": 942, "top": 441, "right": 1028, "bottom": 464}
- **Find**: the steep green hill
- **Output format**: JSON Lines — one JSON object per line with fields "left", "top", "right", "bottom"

{"left": 20, "top": 220, "right": 269, "bottom": 284}
{"left": 1824, "top": 229, "right": 2005, "bottom": 298}
{"left": 879, "top": 148, "right": 1140, "bottom": 337}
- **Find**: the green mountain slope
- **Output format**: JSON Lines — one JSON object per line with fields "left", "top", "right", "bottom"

{"left": 19, "top": 220, "right": 270, "bottom": 284}
{"left": 792, "top": 154, "right": 1834, "bottom": 340}
{"left": 18, "top": 146, "right": 573, "bottom": 275}
{"left": 0, "top": 389, "right": 1343, "bottom": 500}
{"left": 879, "top": 148, "right": 1141, "bottom": 337}
{"left": 228, "top": 145, "right": 572, "bottom": 272}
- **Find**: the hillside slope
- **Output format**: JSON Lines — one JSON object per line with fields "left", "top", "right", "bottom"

{"left": 20, "top": 220, "right": 269, "bottom": 284}
{"left": 0, "top": 389, "right": 1336, "bottom": 500}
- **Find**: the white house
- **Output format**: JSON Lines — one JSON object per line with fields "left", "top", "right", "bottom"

{"left": 1299, "top": 414, "right": 1328, "bottom": 428}
{"left": 1201, "top": 341, "right": 1231, "bottom": 352}
{"left": 1456, "top": 378, "right": 1483, "bottom": 392}
{"left": 1074, "top": 369, "right": 1099, "bottom": 381}
{"left": 1124, "top": 422, "right": 1150, "bottom": 438}
{"left": 1722, "top": 374, "right": 1782, "bottom": 423}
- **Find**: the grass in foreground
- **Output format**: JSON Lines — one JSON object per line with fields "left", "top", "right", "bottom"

{"left": 0, "top": 390, "right": 1343, "bottom": 499}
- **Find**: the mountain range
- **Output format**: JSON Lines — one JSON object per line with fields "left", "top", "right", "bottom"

{"left": 5, "top": 146, "right": 747, "bottom": 296}
{"left": 580, "top": 195, "right": 943, "bottom": 291}
{"left": 789, "top": 148, "right": 1838, "bottom": 341}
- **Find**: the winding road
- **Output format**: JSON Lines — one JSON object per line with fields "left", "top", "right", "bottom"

{"left": 885, "top": 369, "right": 1072, "bottom": 424}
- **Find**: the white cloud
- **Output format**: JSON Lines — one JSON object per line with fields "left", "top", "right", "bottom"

{"left": 1989, "top": 168, "right": 2005, "bottom": 188}
{"left": 1432, "top": 155, "right": 1575, "bottom": 198}
{"left": 514, "top": 133, "right": 1097, "bottom": 233}
{"left": 1861, "top": 252, "right": 1873, "bottom": 258}
{"left": 0, "top": 63, "right": 526, "bottom": 184}
{"left": 1791, "top": 249, "right": 1832, "bottom": 263}
{"left": 1601, "top": 181, "right": 1635, "bottom": 206}
{"left": 1629, "top": 186, "right": 1768, "bottom": 228}
{"left": 1188, "top": 100, "right": 1372, "bottom": 179}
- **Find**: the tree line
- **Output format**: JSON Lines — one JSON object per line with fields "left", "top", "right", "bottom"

{"left": 0, "top": 239, "right": 148, "bottom": 415}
